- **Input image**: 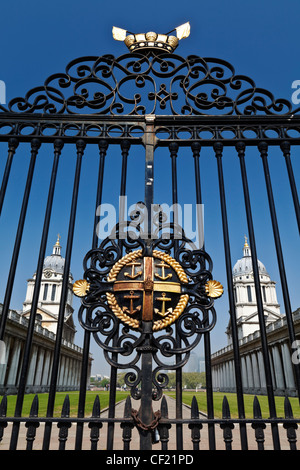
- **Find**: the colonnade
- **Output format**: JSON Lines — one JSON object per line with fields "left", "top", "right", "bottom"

{"left": 211, "top": 312, "right": 300, "bottom": 397}
{"left": 0, "top": 308, "right": 91, "bottom": 395}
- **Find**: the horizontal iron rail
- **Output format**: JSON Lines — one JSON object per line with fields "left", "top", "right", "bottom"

{"left": 0, "top": 417, "right": 299, "bottom": 425}
{"left": 0, "top": 115, "right": 300, "bottom": 145}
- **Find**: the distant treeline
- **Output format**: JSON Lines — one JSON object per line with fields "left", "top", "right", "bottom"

{"left": 116, "top": 372, "right": 206, "bottom": 389}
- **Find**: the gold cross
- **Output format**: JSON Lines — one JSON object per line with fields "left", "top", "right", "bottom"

{"left": 124, "top": 261, "right": 142, "bottom": 279}
{"left": 113, "top": 257, "right": 179, "bottom": 322}
{"left": 155, "top": 260, "right": 172, "bottom": 281}
{"left": 155, "top": 292, "right": 172, "bottom": 316}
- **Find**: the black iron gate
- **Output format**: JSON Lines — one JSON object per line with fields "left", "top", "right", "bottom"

{"left": 0, "top": 28, "right": 299, "bottom": 451}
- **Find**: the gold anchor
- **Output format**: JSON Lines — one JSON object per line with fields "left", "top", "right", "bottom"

{"left": 124, "top": 261, "right": 142, "bottom": 279}
{"left": 155, "top": 292, "right": 172, "bottom": 317}
{"left": 123, "top": 290, "right": 141, "bottom": 315}
{"left": 155, "top": 260, "right": 172, "bottom": 281}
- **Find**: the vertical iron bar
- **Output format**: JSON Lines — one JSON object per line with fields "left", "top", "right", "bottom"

{"left": 107, "top": 140, "right": 130, "bottom": 450}
{"left": 189, "top": 395, "right": 202, "bottom": 450}
{"left": 0, "top": 138, "right": 19, "bottom": 216}
{"left": 89, "top": 395, "right": 102, "bottom": 450}
{"left": 169, "top": 142, "right": 183, "bottom": 450}
{"left": 259, "top": 141, "right": 300, "bottom": 400}
{"left": 43, "top": 139, "right": 85, "bottom": 450}
{"left": 283, "top": 396, "right": 298, "bottom": 450}
{"left": 75, "top": 140, "right": 108, "bottom": 450}
{"left": 191, "top": 142, "right": 215, "bottom": 449}
{"left": 0, "top": 139, "right": 40, "bottom": 343}
{"left": 252, "top": 396, "right": 266, "bottom": 450}
{"left": 118, "top": 139, "right": 130, "bottom": 243}
{"left": 213, "top": 142, "right": 248, "bottom": 450}
{"left": 220, "top": 395, "right": 234, "bottom": 450}
{"left": 280, "top": 142, "right": 300, "bottom": 234}
{"left": 236, "top": 141, "right": 280, "bottom": 450}
{"left": 9, "top": 139, "right": 63, "bottom": 450}
{"left": 58, "top": 395, "right": 71, "bottom": 451}
{"left": 136, "top": 117, "right": 157, "bottom": 450}
{"left": 122, "top": 396, "right": 133, "bottom": 450}
{"left": 25, "top": 395, "right": 39, "bottom": 451}
{"left": 144, "top": 116, "right": 155, "bottom": 237}
{"left": 139, "top": 322, "right": 154, "bottom": 450}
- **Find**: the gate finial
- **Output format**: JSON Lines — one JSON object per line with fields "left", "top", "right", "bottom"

{"left": 112, "top": 22, "right": 190, "bottom": 54}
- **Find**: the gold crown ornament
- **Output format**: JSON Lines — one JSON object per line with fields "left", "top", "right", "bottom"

{"left": 112, "top": 22, "right": 190, "bottom": 54}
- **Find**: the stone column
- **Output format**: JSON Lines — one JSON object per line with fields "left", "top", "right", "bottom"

{"left": 281, "top": 342, "right": 296, "bottom": 396}
{"left": 41, "top": 350, "right": 51, "bottom": 387}
{"left": 246, "top": 354, "right": 254, "bottom": 393}
{"left": 271, "top": 344, "right": 285, "bottom": 395}
{"left": 26, "top": 345, "right": 38, "bottom": 390}
{"left": 0, "top": 336, "right": 11, "bottom": 385}
{"left": 251, "top": 351, "right": 261, "bottom": 393}
{"left": 257, "top": 350, "right": 266, "bottom": 394}
{"left": 241, "top": 356, "right": 248, "bottom": 391}
{"left": 34, "top": 348, "right": 45, "bottom": 388}
{"left": 6, "top": 338, "right": 22, "bottom": 387}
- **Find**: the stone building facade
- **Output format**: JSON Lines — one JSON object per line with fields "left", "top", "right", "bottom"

{"left": 211, "top": 238, "right": 300, "bottom": 397}
{"left": 0, "top": 237, "right": 92, "bottom": 395}
{"left": 212, "top": 308, "right": 300, "bottom": 396}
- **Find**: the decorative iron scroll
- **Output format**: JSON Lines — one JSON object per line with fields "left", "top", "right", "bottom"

{"left": 1, "top": 51, "right": 298, "bottom": 117}
{"left": 73, "top": 207, "right": 223, "bottom": 400}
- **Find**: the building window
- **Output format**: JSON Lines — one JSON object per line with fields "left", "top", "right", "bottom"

{"left": 51, "top": 284, "right": 56, "bottom": 301}
{"left": 247, "top": 285, "right": 252, "bottom": 302}
{"left": 43, "top": 284, "right": 48, "bottom": 300}
{"left": 262, "top": 286, "right": 266, "bottom": 303}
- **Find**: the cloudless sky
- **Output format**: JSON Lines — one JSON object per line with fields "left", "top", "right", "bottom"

{"left": 0, "top": 0, "right": 300, "bottom": 375}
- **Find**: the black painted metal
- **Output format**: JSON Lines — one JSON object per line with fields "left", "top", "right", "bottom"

{"left": 0, "top": 49, "right": 299, "bottom": 451}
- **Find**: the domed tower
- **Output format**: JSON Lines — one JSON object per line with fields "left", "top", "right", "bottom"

{"left": 226, "top": 236, "right": 281, "bottom": 343}
{"left": 23, "top": 236, "right": 75, "bottom": 342}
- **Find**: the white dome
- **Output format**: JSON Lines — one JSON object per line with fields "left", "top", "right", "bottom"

{"left": 233, "top": 238, "right": 268, "bottom": 277}
{"left": 43, "top": 253, "right": 65, "bottom": 274}
{"left": 42, "top": 236, "right": 72, "bottom": 277}
{"left": 233, "top": 256, "right": 267, "bottom": 277}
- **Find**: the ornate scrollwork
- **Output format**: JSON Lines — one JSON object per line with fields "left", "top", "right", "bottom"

{"left": 2, "top": 52, "right": 298, "bottom": 116}
{"left": 74, "top": 206, "right": 223, "bottom": 400}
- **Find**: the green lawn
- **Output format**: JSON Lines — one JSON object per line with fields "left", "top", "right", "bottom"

{"left": 166, "top": 391, "right": 300, "bottom": 419}
{"left": 1, "top": 391, "right": 128, "bottom": 417}
{"left": 1, "top": 390, "right": 299, "bottom": 419}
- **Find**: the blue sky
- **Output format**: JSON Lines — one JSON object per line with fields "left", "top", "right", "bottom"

{"left": 0, "top": 0, "right": 300, "bottom": 375}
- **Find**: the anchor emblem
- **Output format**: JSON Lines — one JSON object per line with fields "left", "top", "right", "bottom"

{"left": 155, "top": 292, "right": 172, "bottom": 317}
{"left": 123, "top": 290, "right": 141, "bottom": 315}
{"left": 124, "top": 261, "right": 142, "bottom": 279}
{"left": 155, "top": 260, "right": 172, "bottom": 281}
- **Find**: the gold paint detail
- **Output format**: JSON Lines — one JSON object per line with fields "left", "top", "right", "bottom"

{"left": 145, "top": 31, "right": 158, "bottom": 41}
{"left": 73, "top": 279, "right": 90, "bottom": 297}
{"left": 155, "top": 260, "right": 172, "bottom": 281}
{"left": 123, "top": 291, "right": 141, "bottom": 315}
{"left": 106, "top": 249, "right": 189, "bottom": 331}
{"left": 155, "top": 292, "right": 172, "bottom": 316}
{"left": 124, "top": 261, "right": 142, "bottom": 279}
{"left": 205, "top": 280, "right": 224, "bottom": 298}
{"left": 112, "top": 23, "right": 190, "bottom": 54}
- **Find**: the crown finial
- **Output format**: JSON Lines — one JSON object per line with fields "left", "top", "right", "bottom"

{"left": 112, "top": 22, "right": 190, "bottom": 54}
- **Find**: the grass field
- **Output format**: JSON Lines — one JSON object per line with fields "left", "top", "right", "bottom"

{"left": 166, "top": 391, "right": 300, "bottom": 419}
{"left": 1, "top": 391, "right": 129, "bottom": 417}
{"left": 1, "top": 390, "right": 299, "bottom": 419}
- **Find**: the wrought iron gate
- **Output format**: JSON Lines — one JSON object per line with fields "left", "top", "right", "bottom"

{"left": 0, "top": 27, "right": 299, "bottom": 451}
